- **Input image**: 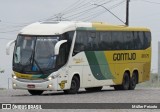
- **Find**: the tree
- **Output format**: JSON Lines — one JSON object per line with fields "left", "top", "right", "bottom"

{"left": 0, "top": 68, "right": 4, "bottom": 73}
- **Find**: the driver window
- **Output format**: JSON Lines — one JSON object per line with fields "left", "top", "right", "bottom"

{"left": 73, "top": 31, "right": 87, "bottom": 56}
{"left": 56, "top": 43, "right": 68, "bottom": 67}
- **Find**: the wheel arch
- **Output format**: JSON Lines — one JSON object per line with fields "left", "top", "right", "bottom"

{"left": 72, "top": 74, "right": 80, "bottom": 82}
{"left": 69, "top": 73, "right": 81, "bottom": 88}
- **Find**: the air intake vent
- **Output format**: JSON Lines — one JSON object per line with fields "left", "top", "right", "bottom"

{"left": 41, "top": 21, "right": 59, "bottom": 24}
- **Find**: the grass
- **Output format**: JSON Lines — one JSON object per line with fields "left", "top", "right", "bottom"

{"left": 0, "top": 88, "right": 6, "bottom": 90}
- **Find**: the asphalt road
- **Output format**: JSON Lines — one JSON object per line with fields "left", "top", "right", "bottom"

{"left": 0, "top": 87, "right": 160, "bottom": 112}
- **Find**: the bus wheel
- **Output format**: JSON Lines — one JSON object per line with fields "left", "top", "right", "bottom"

{"left": 28, "top": 90, "right": 44, "bottom": 95}
{"left": 121, "top": 72, "right": 130, "bottom": 90}
{"left": 64, "top": 76, "right": 80, "bottom": 94}
{"left": 85, "top": 87, "right": 103, "bottom": 92}
{"left": 129, "top": 72, "right": 137, "bottom": 90}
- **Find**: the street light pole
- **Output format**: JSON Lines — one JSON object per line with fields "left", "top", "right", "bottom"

{"left": 8, "top": 78, "right": 11, "bottom": 89}
{"left": 93, "top": 3, "right": 126, "bottom": 25}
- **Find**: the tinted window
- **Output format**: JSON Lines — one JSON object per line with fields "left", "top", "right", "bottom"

{"left": 57, "top": 32, "right": 74, "bottom": 67}
{"left": 73, "top": 31, "right": 87, "bottom": 54}
{"left": 111, "top": 32, "right": 124, "bottom": 50}
{"left": 87, "top": 32, "right": 96, "bottom": 51}
{"left": 95, "top": 32, "right": 100, "bottom": 50}
{"left": 73, "top": 30, "right": 151, "bottom": 54}
{"left": 124, "top": 32, "right": 134, "bottom": 50}
{"left": 144, "top": 32, "right": 151, "bottom": 49}
{"left": 133, "top": 32, "right": 139, "bottom": 49}
{"left": 99, "top": 32, "right": 112, "bottom": 50}
{"left": 138, "top": 32, "right": 145, "bottom": 49}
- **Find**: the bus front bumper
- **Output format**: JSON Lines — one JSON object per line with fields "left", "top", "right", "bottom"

{"left": 12, "top": 78, "right": 58, "bottom": 91}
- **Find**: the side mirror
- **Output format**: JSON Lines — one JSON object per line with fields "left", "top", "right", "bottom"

{"left": 6, "top": 40, "right": 15, "bottom": 55}
{"left": 54, "top": 40, "right": 67, "bottom": 55}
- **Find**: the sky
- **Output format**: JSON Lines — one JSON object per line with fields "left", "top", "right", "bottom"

{"left": 0, "top": 0, "right": 160, "bottom": 88}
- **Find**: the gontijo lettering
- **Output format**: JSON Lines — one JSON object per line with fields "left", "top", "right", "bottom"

{"left": 113, "top": 53, "right": 136, "bottom": 61}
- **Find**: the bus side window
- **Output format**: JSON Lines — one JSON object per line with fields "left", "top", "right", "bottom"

{"left": 99, "top": 32, "right": 112, "bottom": 50}
{"left": 95, "top": 32, "right": 100, "bottom": 50}
{"left": 99, "top": 32, "right": 105, "bottom": 50}
{"left": 87, "top": 32, "right": 96, "bottom": 51}
{"left": 57, "top": 32, "right": 74, "bottom": 67}
{"left": 144, "top": 32, "right": 151, "bottom": 49}
{"left": 73, "top": 31, "right": 87, "bottom": 55}
{"left": 62, "top": 32, "right": 73, "bottom": 59}
{"left": 133, "top": 32, "right": 138, "bottom": 49}
{"left": 138, "top": 32, "right": 145, "bottom": 49}
{"left": 124, "top": 32, "right": 134, "bottom": 50}
{"left": 56, "top": 43, "right": 67, "bottom": 67}
{"left": 112, "top": 32, "right": 123, "bottom": 50}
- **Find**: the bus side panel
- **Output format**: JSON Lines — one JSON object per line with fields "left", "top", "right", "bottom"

{"left": 82, "top": 65, "right": 95, "bottom": 87}
{"left": 104, "top": 47, "right": 151, "bottom": 84}
{"left": 84, "top": 51, "right": 115, "bottom": 87}
{"left": 142, "top": 62, "right": 150, "bottom": 82}
{"left": 113, "top": 64, "right": 126, "bottom": 85}
{"left": 69, "top": 52, "right": 89, "bottom": 88}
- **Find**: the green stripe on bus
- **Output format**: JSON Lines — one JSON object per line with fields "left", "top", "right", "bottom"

{"left": 94, "top": 51, "right": 107, "bottom": 79}
{"left": 85, "top": 51, "right": 106, "bottom": 80}
{"left": 94, "top": 51, "right": 114, "bottom": 79}
{"left": 85, "top": 51, "right": 114, "bottom": 80}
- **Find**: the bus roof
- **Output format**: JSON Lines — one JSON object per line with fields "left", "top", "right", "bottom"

{"left": 20, "top": 21, "right": 91, "bottom": 35}
{"left": 92, "top": 22, "right": 150, "bottom": 32}
{"left": 19, "top": 21, "right": 150, "bottom": 35}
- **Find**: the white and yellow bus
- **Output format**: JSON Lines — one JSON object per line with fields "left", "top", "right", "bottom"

{"left": 6, "top": 21, "right": 151, "bottom": 95}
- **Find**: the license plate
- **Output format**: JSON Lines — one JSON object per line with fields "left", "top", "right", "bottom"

{"left": 27, "top": 84, "right": 35, "bottom": 88}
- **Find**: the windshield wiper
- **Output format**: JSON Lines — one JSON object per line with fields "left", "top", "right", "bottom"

{"left": 33, "top": 59, "right": 45, "bottom": 75}
{"left": 20, "top": 49, "right": 34, "bottom": 73}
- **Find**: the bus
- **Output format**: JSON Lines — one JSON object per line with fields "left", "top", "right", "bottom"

{"left": 6, "top": 21, "right": 151, "bottom": 95}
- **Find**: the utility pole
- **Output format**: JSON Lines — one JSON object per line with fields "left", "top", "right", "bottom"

{"left": 158, "top": 42, "right": 160, "bottom": 82}
{"left": 126, "top": 0, "right": 130, "bottom": 26}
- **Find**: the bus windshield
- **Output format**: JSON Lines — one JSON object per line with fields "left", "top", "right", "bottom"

{"left": 13, "top": 35, "right": 59, "bottom": 74}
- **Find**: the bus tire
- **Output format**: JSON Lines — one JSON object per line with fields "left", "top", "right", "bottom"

{"left": 121, "top": 72, "right": 130, "bottom": 90}
{"left": 64, "top": 76, "right": 80, "bottom": 94}
{"left": 28, "top": 90, "right": 43, "bottom": 95}
{"left": 85, "top": 87, "right": 103, "bottom": 92}
{"left": 129, "top": 72, "right": 137, "bottom": 90}
{"left": 114, "top": 72, "right": 130, "bottom": 90}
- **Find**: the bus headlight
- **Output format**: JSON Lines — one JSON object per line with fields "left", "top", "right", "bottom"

{"left": 48, "top": 76, "right": 52, "bottom": 81}
{"left": 47, "top": 84, "right": 52, "bottom": 88}
{"left": 12, "top": 74, "right": 17, "bottom": 79}
{"left": 47, "top": 74, "right": 60, "bottom": 80}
